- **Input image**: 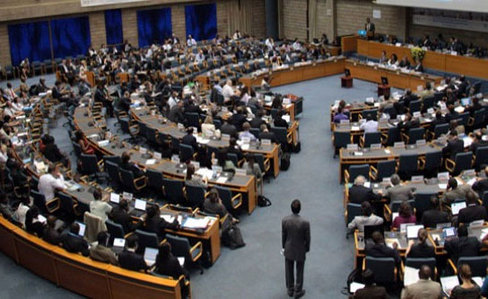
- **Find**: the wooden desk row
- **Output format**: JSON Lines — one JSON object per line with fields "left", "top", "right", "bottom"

{"left": 357, "top": 39, "right": 488, "bottom": 80}
{"left": 0, "top": 217, "right": 185, "bottom": 299}
{"left": 345, "top": 60, "right": 443, "bottom": 90}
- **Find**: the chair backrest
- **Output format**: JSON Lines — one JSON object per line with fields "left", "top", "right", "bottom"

{"left": 72, "top": 141, "right": 82, "bottom": 158}
{"left": 362, "top": 109, "right": 378, "bottom": 121}
{"left": 433, "top": 123, "right": 449, "bottom": 139}
{"left": 399, "top": 154, "right": 418, "bottom": 172}
{"left": 119, "top": 118, "right": 130, "bottom": 134}
{"left": 165, "top": 233, "right": 191, "bottom": 258}
{"left": 376, "top": 160, "right": 396, "bottom": 181}
{"left": 474, "top": 146, "right": 488, "bottom": 169}
{"left": 347, "top": 164, "right": 370, "bottom": 182}
{"left": 106, "top": 219, "right": 125, "bottom": 238}
{"left": 473, "top": 108, "right": 485, "bottom": 127}
{"left": 81, "top": 154, "right": 99, "bottom": 175}
{"left": 185, "top": 112, "right": 200, "bottom": 128}
{"left": 385, "top": 127, "right": 399, "bottom": 146}
{"left": 334, "top": 131, "right": 351, "bottom": 148}
{"left": 454, "top": 152, "right": 473, "bottom": 174}
{"left": 83, "top": 212, "right": 107, "bottom": 243}
{"left": 414, "top": 192, "right": 437, "bottom": 219}
{"left": 422, "top": 96, "right": 434, "bottom": 109}
{"left": 185, "top": 184, "right": 206, "bottom": 209}
{"left": 365, "top": 256, "right": 396, "bottom": 284}
{"left": 391, "top": 199, "right": 415, "bottom": 213}
{"left": 250, "top": 128, "right": 260, "bottom": 139}
{"left": 364, "top": 132, "right": 381, "bottom": 148}
{"left": 119, "top": 168, "right": 136, "bottom": 193}
{"left": 346, "top": 203, "right": 362, "bottom": 225}
{"left": 227, "top": 153, "right": 239, "bottom": 167}
{"left": 457, "top": 112, "right": 470, "bottom": 126}
{"left": 408, "top": 128, "right": 425, "bottom": 144}
{"left": 271, "top": 127, "right": 289, "bottom": 146}
{"left": 105, "top": 160, "right": 120, "bottom": 184}
{"left": 104, "top": 155, "right": 122, "bottom": 166}
{"left": 163, "top": 178, "right": 185, "bottom": 204}
{"left": 458, "top": 256, "right": 487, "bottom": 277}
{"left": 409, "top": 100, "right": 422, "bottom": 113}
{"left": 57, "top": 191, "right": 75, "bottom": 216}
{"left": 424, "top": 151, "right": 442, "bottom": 171}
{"left": 135, "top": 229, "right": 159, "bottom": 250}
{"left": 146, "top": 169, "right": 164, "bottom": 192}
{"left": 179, "top": 143, "right": 194, "bottom": 163}
{"left": 31, "top": 190, "right": 47, "bottom": 214}
{"left": 214, "top": 186, "right": 234, "bottom": 212}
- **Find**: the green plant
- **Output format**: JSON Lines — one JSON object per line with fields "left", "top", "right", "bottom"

{"left": 411, "top": 47, "right": 426, "bottom": 62}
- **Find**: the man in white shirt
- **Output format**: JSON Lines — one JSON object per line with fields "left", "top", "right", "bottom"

{"left": 168, "top": 91, "right": 179, "bottom": 109}
{"left": 38, "top": 164, "right": 66, "bottom": 201}
{"left": 233, "top": 30, "right": 242, "bottom": 40}
{"left": 187, "top": 35, "right": 197, "bottom": 47}
{"left": 359, "top": 115, "right": 378, "bottom": 134}
{"left": 222, "top": 80, "right": 234, "bottom": 102}
{"left": 292, "top": 39, "right": 302, "bottom": 51}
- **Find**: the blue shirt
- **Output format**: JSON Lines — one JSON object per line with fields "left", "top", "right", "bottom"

{"left": 333, "top": 112, "right": 348, "bottom": 123}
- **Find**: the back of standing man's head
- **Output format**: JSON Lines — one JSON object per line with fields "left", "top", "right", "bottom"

{"left": 291, "top": 199, "right": 301, "bottom": 214}
{"left": 362, "top": 269, "right": 375, "bottom": 286}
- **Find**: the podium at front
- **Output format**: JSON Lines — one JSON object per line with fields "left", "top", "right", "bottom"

{"left": 341, "top": 76, "right": 353, "bottom": 88}
{"left": 377, "top": 84, "right": 390, "bottom": 98}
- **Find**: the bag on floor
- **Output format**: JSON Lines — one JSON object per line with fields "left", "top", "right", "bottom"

{"left": 292, "top": 141, "right": 301, "bottom": 153}
{"left": 258, "top": 195, "right": 272, "bottom": 207}
{"left": 343, "top": 268, "right": 363, "bottom": 295}
{"left": 222, "top": 224, "right": 245, "bottom": 249}
{"left": 280, "top": 153, "right": 291, "bottom": 171}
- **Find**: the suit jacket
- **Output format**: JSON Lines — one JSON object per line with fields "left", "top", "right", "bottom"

{"left": 349, "top": 185, "right": 381, "bottom": 204}
{"left": 156, "top": 254, "right": 189, "bottom": 278}
{"left": 274, "top": 118, "right": 289, "bottom": 129}
{"left": 385, "top": 185, "right": 414, "bottom": 206}
{"left": 90, "top": 245, "right": 119, "bottom": 265}
{"left": 442, "top": 139, "right": 464, "bottom": 160}
{"left": 229, "top": 113, "right": 247, "bottom": 131}
{"left": 120, "top": 161, "right": 145, "bottom": 179}
{"left": 259, "top": 131, "right": 277, "bottom": 143}
{"left": 408, "top": 242, "right": 435, "bottom": 258}
{"left": 421, "top": 209, "right": 450, "bottom": 228}
{"left": 445, "top": 236, "right": 480, "bottom": 262}
{"left": 42, "top": 227, "right": 61, "bottom": 245}
{"left": 354, "top": 285, "right": 387, "bottom": 299}
{"left": 110, "top": 205, "right": 135, "bottom": 233}
{"left": 181, "top": 134, "right": 198, "bottom": 151}
{"left": 472, "top": 179, "right": 488, "bottom": 196}
{"left": 401, "top": 279, "right": 442, "bottom": 299}
{"left": 249, "top": 117, "right": 265, "bottom": 129}
{"left": 282, "top": 214, "right": 310, "bottom": 262}
{"left": 61, "top": 232, "right": 89, "bottom": 256}
{"left": 458, "top": 204, "right": 488, "bottom": 225}
{"left": 143, "top": 216, "right": 177, "bottom": 239}
{"left": 444, "top": 185, "right": 473, "bottom": 203}
{"left": 365, "top": 243, "right": 401, "bottom": 264}
{"left": 118, "top": 250, "right": 147, "bottom": 271}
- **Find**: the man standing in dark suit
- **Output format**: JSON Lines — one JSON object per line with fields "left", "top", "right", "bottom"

{"left": 282, "top": 199, "right": 310, "bottom": 298}
{"left": 365, "top": 17, "right": 375, "bottom": 40}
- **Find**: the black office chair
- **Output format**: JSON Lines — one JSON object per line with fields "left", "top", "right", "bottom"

{"left": 119, "top": 118, "right": 141, "bottom": 143}
{"left": 419, "top": 150, "right": 442, "bottom": 178}
{"left": 403, "top": 128, "right": 425, "bottom": 145}
{"left": 106, "top": 219, "right": 126, "bottom": 245}
{"left": 72, "top": 141, "right": 82, "bottom": 158}
{"left": 398, "top": 154, "right": 419, "bottom": 180}
{"left": 429, "top": 123, "right": 448, "bottom": 141}
{"left": 185, "top": 184, "right": 208, "bottom": 209}
{"left": 185, "top": 112, "right": 201, "bottom": 129}
{"left": 361, "top": 109, "right": 378, "bottom": 121}
{"left": 227, "top": 153, "right": 241, "bottom": 168}
{"left": 445, "top": 152, "right": 473, "bottom": 176}
{"left": 271, "top": 127, "right": 292, "bottom": 152}
{"left": 105, "top": 160, "right": 121, "bottom": 191}
{"left": 391, "top": 199, "right": 415, "bottom": 213}
{"left": 422, "top": 96, "right": 435, "bottom": 110}
{"left": 469, "top": 108, "right": 485, "bottom": 129}
{"left": 408, "top": 100, "right": 422, "bottom": 113}
{"left": 135, "top": 229, "right": 162, "bottom": 251}
{"left": 364, "top": 256, "right": 397, "bottom": 285}
{"left": 104, "top": 155, "right": 122, "bottom": 166}
{"left": 166, "top": 233, "right": 204, "bottom": 274}
{"left": 414, "top": 192, "right": 437, "bottom": 221}
{"left": 163, "top": 178, "right": 186, "bottom": 205}
{"left": 145, "top": 126, "right": 161, "bottom": 147}
{"left": 344, "top": 164, "right": 370, "bottom": 184}
{"left": 333, "top": 131, "right": 351, "bottom": 156}
{"left": 119, "top": 168, "right": 147, "bottom": 194}
{"left": 474, "top": 146, "right": 488, "bottom": 171}
{"left": 57, "top": 191, "right": 79, "bottom": 222}
{"left": 146, "top": 169, "right": 164, "bottom": 200}
{"left": 80, "top": 153, "right": 104, "bottom": 178}
{"left": 32, "top": 190, "right": 59, "bottom": 215}
{"left": 383, "top": 127, "right": 400, "bottom": 147}
{"left": 345, "top": 202, "right": 362, "bottom": 226}
{"left": 455, "top": 256, "right": 488, "bottom": 277}
{"left": 214, "top": 186, "right": 242, "bottom": 216}
{"left": 179, "top": 144, "right": 195, "bottom": 163}
{"left": 361, "top": 132, "right": 382, "bottom": 148}
{"left": 405, "top": 257, "right": 436, "bottom": 279}
{"left": 370, "top": 160, "right": 396, "bottom": 182}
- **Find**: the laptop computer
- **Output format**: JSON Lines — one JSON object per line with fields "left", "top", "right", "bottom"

{"left": 451, "top": 201, "right": 467, "bottom": 216}
{"left": 76, "top": 221, "right": 86, "bottom": 237}
{"left": 112, "top": 238, "right": 126, "bottom": 254}
{"left": 144, "top": 247, "right": 158, "bottom": 266}
{"left": 442, "top": 227, "right": 457, "bottom": 240}
{"left": 406, "top": 225, "right": 424, "bottom": 240}
{"left": 461, "top": 97, "right": 471, "bottom": 106}
{"left": 130, "top": 199, "right": 147, "bottom": 218}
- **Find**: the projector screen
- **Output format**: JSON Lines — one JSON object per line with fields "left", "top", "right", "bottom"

{"left": 374, "top": 0, "right": 488, "bottom": 13}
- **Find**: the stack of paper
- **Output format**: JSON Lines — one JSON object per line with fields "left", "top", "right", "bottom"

{"left": 183, "top": 217, "right": 209, "bottom": 229}
{"left": 160, "top": 214, "right": 175, "bottom": 223}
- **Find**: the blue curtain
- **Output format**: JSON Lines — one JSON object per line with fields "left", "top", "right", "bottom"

{"left": 185, "top": 3, "right": 217, "bottom": 41}
{"left": 8, "top": 21, "right": 51, "bottom": 66}
{"left": 137, "top": 8, "right": 172, "bottom": 48}
{"left": 105, "top": 9, "right": 123, "bottom": 46}
{"left": 51, "top": 16, "right": 91, "bottom": 59}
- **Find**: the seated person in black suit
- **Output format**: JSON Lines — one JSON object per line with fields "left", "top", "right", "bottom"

{"left": 142, "top": 204, "right": 179, "bottom": 240}
{"left": 421, "top": 195, "right": 450, "bottom": 228}
{"left": 25, "top": 206, "right": 45, "bottom": 237}
{"left": 442, "top": 130, "right": 464, "bottom": 160}
{"left": 352, "top": 269, "right": 387, "bottom": 299}
{"left": 120, "top": 151, "right": 145, "bottom": 179}
{"left": 445, "top": 224, "right": 481, "bottom": 263}
{"left": 259, "top": 124, "right": 277, "bottom": 143}
{"left": 220, "top": 118, "right": 238, "bottom": 138}
{"left": 469, "top": 132, "right": 488, "bottom": 154}
{"left": 348, "top": 175, "right": 382, "bottom": 205}
{"left": 110, "top": 199, "right": 138, "bottom": 233}
{"left": 458, "top": 190, "right": 488, "bottom": 226}
{"left": 155, "top": 242, "right": 190, "bottom": 298}
{"left": 406, "top": 228, "right": 435, "bottom": 258}
{"left": 472, "top": 166, "right": 488, "bottom": 197}
{"left": 181, "top": 127, "right": 198, "bottom": 152}
{"left": 227, "top": 137, "right": 243, "bottom": 161}
{"left": 430, "top": 111, "right": 446, "bottom": 128}
{"left": 118, "top": 235, "right": 148, "bottom": 272}
{"left": 365, "top": 231, "right": 401, "bottom": 265}
{"left": 249, "top": 110, "right": 266, "bottom": 129}
{"left": 61, "top": 222, "right": 89, "bottom": 256}
{"left": 229, "top": 106, "right": 247, "bottom": 132}
{"left": 42, "top": 215, "right": 62, "bottom": 245}
{"left": 273, "top": 109, "right": 289, "bottom": 129}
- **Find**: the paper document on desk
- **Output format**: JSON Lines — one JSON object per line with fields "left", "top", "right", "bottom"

{"left": 183, "top": 217, "right": 209, "bottom": 229}
{"left": 160, "top": 214, "right": 175, "bottom": 223}
{"left": 196, "top": 136, "right": 210, "bottom": 144}
{"left": 438, "top": 183, "right": 447, "bottom": 189}
{"left": 241, "top": 144, "right": 250, "bottom": 150}
{"left": 196, "top": 168, "right": 214, "bottom": 179}
{"left": 385, "top": 238, "right": 400, "bottom": 249}
{"left": 217, "top": 177, "right": 227, "bottom": 184}
{"left": 145, "top": 159, "right": 156, "bottom": 165}
{"left": 403, "top": 266, "right": 419, "bottom": 286}
{"left": 441, "top": 276, "right": 459, "bottom": 295}
{"left": 351, "top": 126, "right": 360, "bottom": 131}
